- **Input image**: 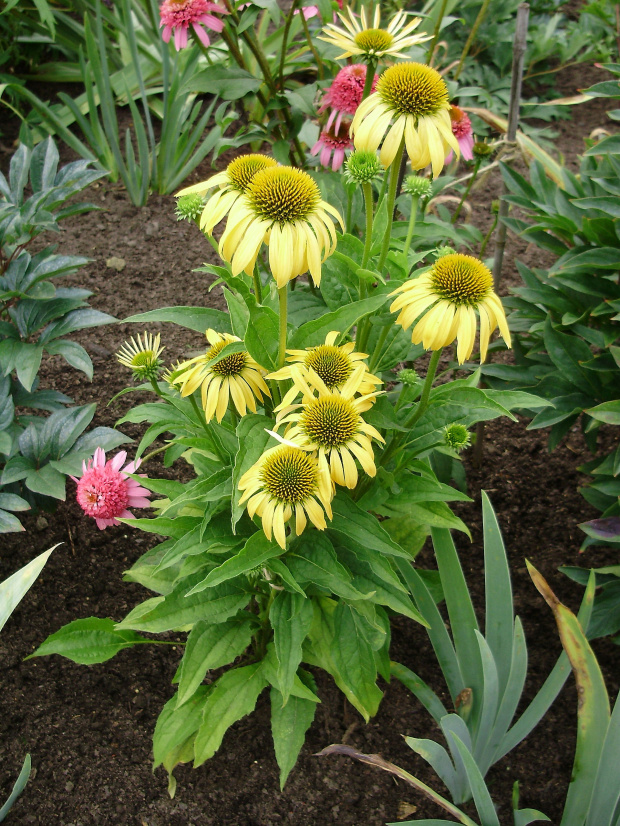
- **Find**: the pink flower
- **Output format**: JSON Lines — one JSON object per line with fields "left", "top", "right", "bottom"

{"left": 311, "top": 120, "right": 353, "bottom": 171}
{"left": 318, "top": 64, "right": 378, "bottom": 133}
{"left": 73, "top": 448, "right": 151, "bottom": 530}
{"left": 159, "top": 0, "right": 228, "bottom": 51}
{"left": 446, "top": 105, "right": 474, "bottom": 163}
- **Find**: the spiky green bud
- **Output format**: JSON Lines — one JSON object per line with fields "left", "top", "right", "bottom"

{"left": 398, "top": 368, "right": 419, "bottom": 386}
{"left": 472, "top": 141, "right": 494, "bottom": 159}
{"left": 435, "top": 245, "right": 457, "bottom": 259}
{"left": 404, "top": 175, "right": 432, "bottom": 198}
{"left": 444, "top": 423, "right": 471, "bottom": 452}
{"left": 344, "top": 150, "right": 383, "bottom": 184}
{"left": 175, "top": 193, "right": 206, "bottom": 222}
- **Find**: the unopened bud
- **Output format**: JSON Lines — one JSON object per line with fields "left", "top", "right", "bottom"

{"left": 175, "top": 192, "right": 206, "bottom": 222}
{"left": 398, "top": 368, "right": 419, "bottom": 386}
{"left": 404, "top": 175, "right": 432, "bottom": 198}
{"left": 344, "top": 150, "right": 383, "bottom": 184}
{"left": 472, "top": 141, "right": 494, "bottom": 159}
{"left": 435, "top": 245, "right": 457, "bottom": 259}
{"left": 444, "top": 423, "right": 471, "bottom": 452}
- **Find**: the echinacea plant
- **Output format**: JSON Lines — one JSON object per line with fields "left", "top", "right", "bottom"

{"left": 33, "top": 131, "right": 552, "bottom": 794}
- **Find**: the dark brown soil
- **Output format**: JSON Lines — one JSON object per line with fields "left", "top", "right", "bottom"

{"left": 1, "top": 62, "right": 618, "bottom": 826}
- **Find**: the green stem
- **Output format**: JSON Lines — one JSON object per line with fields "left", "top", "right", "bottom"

{"left": 376, "top": 169, "right": 389, "bottom": 209}
{"left": 479, "top": 212, "right": 499, "bottom": 257}
{"left": 253, "top": 264, "right": 263, "bottom": 303}
{"left": 361, "top": 181, "right": 374, "bottom": 269}
{"left": 426, "top": 0, "right": 449, "bottom": 65}
{"left": 454, "top": 0, "right": 492, "bottom": 80}
{"left": 345, "top": 187, "right": 353, "bottom": 233}
{"left": 380, "top": 348, "right": 443, "bottom": 467}
{"left": 300, "top": 10, "right": 324, "bottom": 79}
{"left": 376, "top": 138, "right": 405, "bottom": 273}
{"left": 452, "top": 158, "right": 481, "bottom": 223}
{"left": 403, "top": 195, "right": 420, "bottom": 262}
{"left": 188, "top": 393, "right": 223, "bottom": 460}
{"left": 149, "top": 377, "right": 164, "bottom": 397}
{"left": 140, "top": 443, "right": 172, "bottom": 464}
{"left": 278, "top": 285, "right": 288, "bottom": 368}
{"left": 278, "top": 0, "right": 300, "bottom": 89}
{"left": 361, "top": 58, "right": 377, "bottom": 101}
{"left": 368, "top": 325, "right": 390, "bottom": 372}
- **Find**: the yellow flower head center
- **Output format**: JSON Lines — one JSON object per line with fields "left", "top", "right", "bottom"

{"left": 354, "top": 28, "right": 394, "bottom": 54}
{"left": 304, "top": 345, "right": 353, "bottom": 389}
{"left": 247, "top": 167, "right": 321, "bottom": 224}
{"left": 206, "top": 340, "right": 247, "bottom": 376}
{"left": 260, "top": 446, "right": 318, "bottom": 504}
{"left": 377, "top": 63, "right": 449, "bottom": 118}
{"left": 128, "top": 350, "right": 157, "bottom": 368}
{"left": 227, "top": 154, "right": 278, "bottom": 193}
{"left": 430, "top": 253, "right": 493, "bottom": 305}
{"left": 301, "top": 396, "right": 359, "bottom": 448}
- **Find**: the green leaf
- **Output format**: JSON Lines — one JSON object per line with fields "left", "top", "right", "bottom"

{"left": 117, "top": 576, "right": 249, "bottom": 633}
{"left": 586, "top": 400, "right": 620, "bottom": 425}
{"left": 185, "top": 530, "right": 283, "bottom": 594}
{"left": 231, "top": 414, "right": 273, "bottom": 531}
{"left": 286, "top": 532, "right": 370, "bottom": 601}
{"left": 176, "top": 617, "right": 255, "bottom": 707}
{"left": 329, "top": 494, "right": 411, "bottom": 559}
{"left": 386, "top": 501, "right": 471, "bottom": 539}
{"left": 0, "top": 754, "right": 31, "bottom": 822}
{"left": 193, "top": 663, "right": 268, "bottom": 765}
{"left": 25, "top": 463, "right": 67, "bottom": 500}
{"left": 29, "top": 617, "right": 148, "bottom": 664}
{"left": 288, "top": 295, "right": 387, "bottom": 349}
{"left": 190, "top": 66, "right": 262, "bottom": 100}
{"left": 15, "top": 344, "right": 44, "bottom": 392}
{"left": 382, "top": 516, "right": 428, "bottom": 559}
{"left": 572, "top": 196, "right": 620, "bottom": 216}
{"left": 0, "top": 546, "right": 55, "bottom": 631}
{"left": 153, "top": 686, "right": 209, "bottom": 771}
{"left": 542, "top": 318, "right": 597, "bottom": 395}
{"left": 244, "top": 302, "right": 279, "bottom": 370}
{"left": 120, "top": 516, "right": 202, "bottom": 539}
{"left": 270, "top": 686, "right": 317, "bottom": 789}
{"left": 270, "top": 591, "right": 314, "bottom": 705}
{"left": 124, "top": 306, "right": 231, "bottom": 334}
{"left": 331, "top": 602, "right": 382, "bottom": 721}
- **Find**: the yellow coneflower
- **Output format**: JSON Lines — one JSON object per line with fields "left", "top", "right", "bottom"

{"left": 268, "top": 331, "right": 382, "bottom": 408}
{"left": 176, "top": 154, "right": 278, "bottom": 234}
{"left": 117, "top": 332, "right": 164, "bottom": 381}
{"left": 319, "top": 7, "right": 430, "bottom": 61}
{"left": 351, "top": 62, "right": 459, "bottom": 174}
{"left": 274, "top": 365, "right": 384, "bottom": 489}
{"left": 238, "top": 443, "right": 334, "bottom": 548}
{"left": 217, "top": 166, "right": 344, "bottom": 288}
{"left": 389, "top": 253, "right": 511, "bottom": 364}
{"left": 169, "top": 329, "right": 270, "bottom": 422}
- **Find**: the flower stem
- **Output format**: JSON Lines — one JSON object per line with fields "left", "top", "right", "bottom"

{"left": 426, "top": 0, "right": 449, "bottom": 65}
{"left": 452, "top": 158, "right": 481, "bottom": 223}
{"left": 361, "top": 181, "right": 374, "bottom": 269}
{"left": 380, "top": 348, "right": 443, "bottom": 467}
{"left": 368, "top": 324, "right": 390, "bottom": 372}
{"left": 454, "top": 0, "right": 492, "bottom": 81}
{"left": 278, "top": 285, "right": 288, "bottom": 368}
{"left": 141, "top": 443, "right": 172, "bottom": 464}
{"left": 403, "top": 195, "right": 419, "bottom": 262}
{"left": 279, "top": 0, "right": 300, "bottom": 89}
{"left": 479, "top": 212, "right": 499, "bottom": 257}
{"left": 376, "top": 138, "right": 405, "bottom": 272}
{"left": 300, "top": 10, "right": 324, "bottom": 79}
{"left": 253, "top": 264, "right": 263, "bottom": 303}
{"left": 361, "top": 58, "right": 377, "bottom": 101}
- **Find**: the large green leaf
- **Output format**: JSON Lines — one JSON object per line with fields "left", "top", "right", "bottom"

{"left": 193, "top": 663, "right": 268, "bottom": 765}
{"left": 288, "top": 295, "right": 387, "bottom": 349}
{"left": 176, "top": 617, "right": 255, "bottom": 707}
{"left": 231, "top": 415, "right": 273, "bottom": 531}
{"left": 0, "top": 546, "right": 56, "bottom": 632}
{"left": 245, "top": 303, "right": 279, "bottom": 370}
{"left": 270, "top": 591, "right": 314, "bottom": 705}
{"left": 124, "top": 306, "right": 231, "bottom": 334}
{"left": 331, "top": 602, "right": 382, "bottom": 721}
{"left": 329, "top": 494, "right": 410, "bottom": 559}
{"left": 270, "top": 686, "right": 317, "bottom": 789}
{"left": 286, "top": 532, "right": 370, "bottom": 601}
{"left": 29, "top": 617, "right": 148, "bottom": 664}
{"left": 185, "top": 530, "right": 282, "bottom": 594}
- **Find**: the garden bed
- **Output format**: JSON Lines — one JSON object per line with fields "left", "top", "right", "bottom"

{"left": 1, "top": 63, "right": 618, "bottom": 826}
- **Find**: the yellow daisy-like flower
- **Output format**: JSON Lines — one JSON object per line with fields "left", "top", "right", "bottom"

{"left": 351, "top": 62, "right": 459, "bottom": 174}
{"left": 268, "top": 330, "right": 382, "bottom": 408}
{"left": 319, "top": 7, "right": 430, "bottom": 61}
{"left": 169, "top": 329, "right": 270, "bottom": 422}
{"left": 389, "top": 253, "right": 512, "bottom": 364}
{"left": 238, "top": 443, "right": 334, "bottom": 548}
{"left": 217, "top": 166, "right": 344, "bottom": 288}
{"left": 176, "top": 154, "right": 278, "bottom": 234}
{"left": 117, "top": 332, "right": 164, "bottom": 381}
{"left": 274, "top": 365, "right": 384, "bottom": 489}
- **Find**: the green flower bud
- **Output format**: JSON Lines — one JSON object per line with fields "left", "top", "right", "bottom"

{"left": 444, "top": 423, "right": 471, "bottom": 452}
{"left": 435, "top": 245, "right": 457, "bottom": 259}
{"left": 404, "top": 175, "right": 432, "bottom": 198}
{"left": 472, "top": 141, "right": 494, "bottom": 159}
{"left": 175, "top": 192, "right": 206, "bottom": 222}
{"left": 491, "top": 199, "right": 500, "bottom": 214}
{"left": 398, "top": 368, "right": 419, "bottom": 386}
{"left": 344, "top": 150, "right": 383, "bottom": 184}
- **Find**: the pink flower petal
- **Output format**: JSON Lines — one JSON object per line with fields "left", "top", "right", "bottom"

{"left": 193, "top": 22, "right": 212, "bottom": 46}
{"left": 332, "top": 148, "right": 345, "bottom": 171}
